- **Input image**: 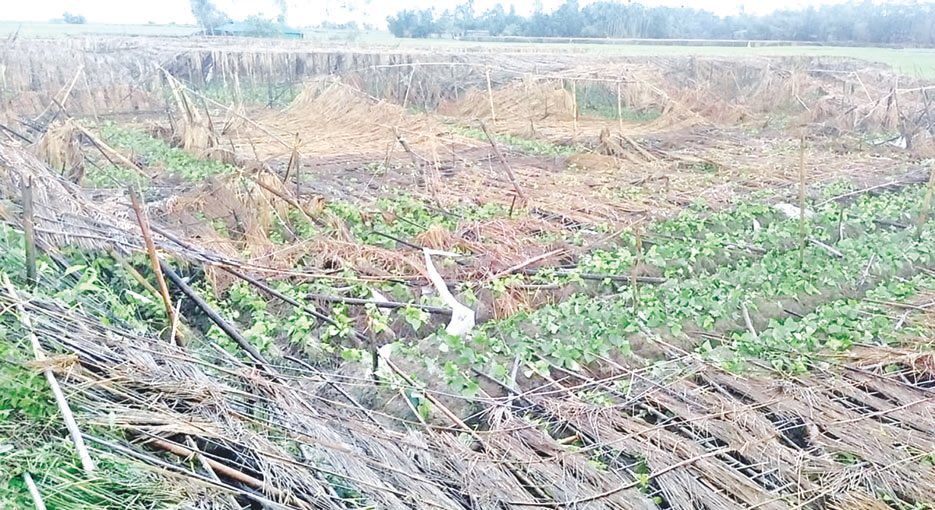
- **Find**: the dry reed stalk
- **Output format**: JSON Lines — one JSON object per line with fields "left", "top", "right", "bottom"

{"left": 129, "top": 189, "right": 181, "bottom": 347}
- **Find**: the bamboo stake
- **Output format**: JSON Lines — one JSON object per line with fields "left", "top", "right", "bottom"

{"left": 72, "top": 123, "right": 149, "bottom": 178}
{"left": 3, "top": 279, "right": 95, "bottom": 475}
{"left": 486, "top": 67, "right": 496, "bottom": 124}
{"left": 617, "top": 81, "right": 624, "bottom": 133}
{"left": 129, "top": 188, "right": 181, "bottom": 347}
{"left": 572, "top": 80, "right": 579, "bottom": 135}
{"left": 22, "top": 177, "right": 37, "bottom": 288}
{"left": 23, "top": 472, "right": 47, "bottom": 510}
{"left": 798, "top": 133, "right": 808, "bottom": 268}
{"left": 402, "top": 66, "right": 416, "bottom": 110}
{"left": 631, "top": 226, "right": 642, "bottom": 310}
{"left": 916, "top": 163, "right": 935, "bottom": 240}
{"left": 83, "top": 434, "right": 291, "bottom": 510}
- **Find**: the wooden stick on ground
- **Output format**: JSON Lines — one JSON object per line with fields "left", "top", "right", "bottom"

{"left": 72, "top": 123, "right": 150, "bottom": 179}
{"left": 22, "top": 177, "right": 37, "bottom": 288}
{"left": 3, "top": 279, "right": 95, "bottom": 475}
{"left": 148, "top": 438, "right": 290, "bottom": 502}
{"left": 488, "top": 248, "right": 564, "bottom": 281}
{"left": 741, "top": 302, "right": 758, "bottom": 340}
{"left": 129, "top": 188, "right": 181, "bottom": 347}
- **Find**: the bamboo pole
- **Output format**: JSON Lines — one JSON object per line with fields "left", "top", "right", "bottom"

{"left": 916, "top": 163, "right": 935, "bottom": 239}
{"left": 23, "top": 472, "right": 47, "bottom": 510}
{"left": 798, "top": 133, "right": 808, "bottom": 268}
{"left": 306, "top": 293, "right": 451, "bottom": 315}
{"left": 22, "top": 178, "right": 37, "bottom": 288}
{"left": 149, "top": 438, "right": 288, "bottom": 501}
{"left": 128, "top": 188, "right": 181, "bottom": 347}
{"left": 572, "top": 79, "right": 579, "bottom": 135}
{"left": 402, "top": 66, "right": 416, "bottom": 110}
{"left": 631, "top": 226, "right": 642, "bottom": 310}
{"left": 479, "top": 120, "right": 525, "bottom": 201}
{"left": 160, "top": 263, "right": 272, "bottom": 370}
{"left": 3, "top": 279, "right": 95, "bottom": 475}
{"left": 486, "top": 67, "right": 496, "bottom": 124}
{"left": 617, "top": 80, "right": 624, "bottom": 133}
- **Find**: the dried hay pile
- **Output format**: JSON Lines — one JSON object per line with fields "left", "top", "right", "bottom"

{"left": 228, "top": 78, "right": 477, "bottom": 163}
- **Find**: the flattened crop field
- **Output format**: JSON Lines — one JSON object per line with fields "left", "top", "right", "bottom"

{"left": 2, "top": 35, "right": 935, "bottom": 510}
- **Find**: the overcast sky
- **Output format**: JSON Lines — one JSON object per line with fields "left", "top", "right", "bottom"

{"left": 2, "top": 0, "right": 868, "bottom": 27}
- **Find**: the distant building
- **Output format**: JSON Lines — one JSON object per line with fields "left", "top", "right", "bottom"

{"left": 208, "top": 22, "right": 303, "bottom": 39}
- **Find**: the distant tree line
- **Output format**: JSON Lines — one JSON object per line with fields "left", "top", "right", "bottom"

{"left": 387, "top": 0, "right": 935, "bottom": 45}
{"left": 62, "top": 12, "right": 87, "bottom": 24}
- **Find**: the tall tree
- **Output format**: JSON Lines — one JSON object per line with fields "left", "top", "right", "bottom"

{"left": 189, "top": 0, "right": 231, "bottom": 32}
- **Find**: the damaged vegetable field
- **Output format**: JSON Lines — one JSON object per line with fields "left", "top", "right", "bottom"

{"left": 3, "top": 35, "right": 935, "bottom": 510}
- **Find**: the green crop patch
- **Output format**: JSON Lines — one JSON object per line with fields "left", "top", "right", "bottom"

{"left": 96, "top": 124, "right": 236, "bottom": 185}
{"left": 448, "top": 124, "right": 584, "bottom": 156}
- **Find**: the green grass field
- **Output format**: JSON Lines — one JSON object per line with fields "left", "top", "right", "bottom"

{"left": 0, "top": 22, "right": 198, "bottom": 37}
{"left": 2, "top": 22, "right": 935, "bottom": 79}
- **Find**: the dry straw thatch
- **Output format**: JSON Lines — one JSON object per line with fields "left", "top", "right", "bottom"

{"left": 3, "top": 278, "right": 935, "bottom": 509}
{"left": 228, "top": 77, "right": 478, "bottom": 163}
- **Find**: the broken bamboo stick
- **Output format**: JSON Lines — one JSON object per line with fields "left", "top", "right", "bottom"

{"left": 306, "top": 293, "right": 451, "bottom": 315}
{"left": 159, "top": 263, "right": 272, "bottom": 371}
{"left": 4, "top": 279, "right": 95, "bottom": 475}
{"left": 519, "top": 268, "right": 666, "bottom": 284}
{"left": 23, "top": 472, "right": 47, "bottom": 510}
{"left": 129, "top": 189, "right": 181, "bottom": 347}
{"left": 479, "top": 120, "right": 525, "bottom": 200}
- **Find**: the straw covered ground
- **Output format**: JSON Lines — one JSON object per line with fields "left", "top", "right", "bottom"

{"left": 2, "top": 35, "right": 935, "bottom": 510}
